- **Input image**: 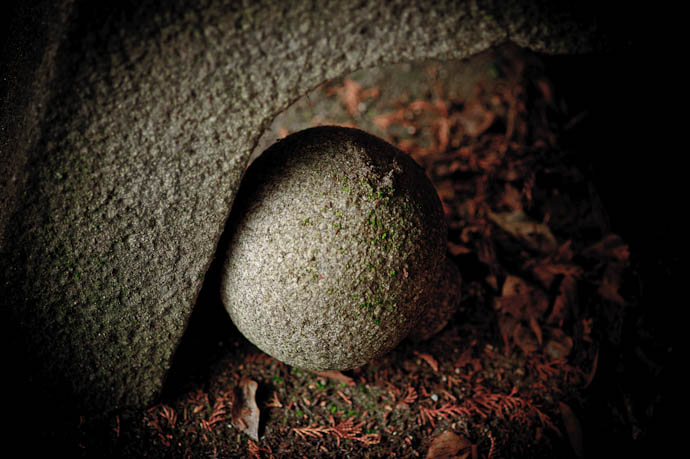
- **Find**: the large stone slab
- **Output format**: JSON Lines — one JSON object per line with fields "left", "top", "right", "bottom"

{"left": 0, "top": 0, "right": 608, "bottom": 414}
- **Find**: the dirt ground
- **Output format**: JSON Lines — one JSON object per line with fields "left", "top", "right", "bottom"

{"left": 63, "top": 44, "right": 671, "bottom": 458}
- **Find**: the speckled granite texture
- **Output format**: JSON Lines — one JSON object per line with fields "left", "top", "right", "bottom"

{"left": 408, "top": 258, "right": 462, "bottom": 342}
{"left": 0, "top": 0, "right": 607, "bottom": 414}
{"left": 222, "top": 126, "right": 446, "bottom": 370}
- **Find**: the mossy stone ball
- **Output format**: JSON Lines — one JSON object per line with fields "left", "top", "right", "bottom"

{"left": 221, "top": 126, "right": 446, "bottom": 370}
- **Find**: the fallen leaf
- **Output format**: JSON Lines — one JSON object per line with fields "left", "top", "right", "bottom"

{"left": 397, "top": 138, "right": 418, "bottom": 154}
{"left": 497, "top": 275, "right": 549, "bottom": 320}
{"left": 498, "top": 182, "right": 523, "bottom": 211}
{"left": 544, "top": 328, "right": 574, "bottom": 359}
{"left": 497, "top": 314, "right": 518, "bottom": 351}
{"left": 456, "top": 99, "right": 495, "bottom": 137}
{"left": 333, "top": 78, "right": 361, "bottom": 116}
{"left": 373, "top": 109, "right": 405, "bottom": 130}
{"left": 426, "top": 431, "right": 472, "bottom": 459}
{"left": 414, "top": 351, "right": 439, "bottom": 372}
{"left": 436, "top": 180, "right": 455, "bottom": 202}
{"left": 485, "top": 273, "right": 498, "bottom": 290}
{"left": 513, "top": 323, "right": 539, "bottom": 354}
{"left": 489, "top": 210, "right": 558, "bottom": 253}
{"left": 530, "top": 261, "right": 582, "bottom": 290}
{"left": 360, "top": 86, "right": 380, "bottom": 101}
{"left": 528, "top": 314, "right": 543, "bottom": 346}
{"left": 583, "top": 348, "right": 599, "bottom": 389}
{"left": 547, "top": 275, "right": 577, "bottom": 326}
{"left": 598, "top": 263, "right": 626, "bottom": 305}
{"left": 584, "top": 233, "right": 629, "bottom": 262}
{"left": 556, "top": 240, "right": 575, "bottom": 261}
{"left": 448, "top": 241, "right": 471, "bottom": 256}
{"left": 535, "top": 78, "right": 554, "bottom": 106}
{"left": 435, "top": 117, "right": 451, "bottom": 152}
{"left": 495, "top": 275, "right": 530, "bottom": 318}
{"left": 494, "top": 294, "right": 528, "bottom": 320}
{"left": 231, "top": 378, "right": 260, "bottom": 441}
{"left": 326, "top": 78, "right": 379, "bottom": 117}
{"left": 559, "top": 402, "right": 584, "bottom": 458}
{"left": 501, "top": 274, "right": 528, "bottom": 297}
{"left": 314, "top": 370, "right": 355, "bottom": 386}
{"left": 408, "top": 99, "right": 437, "bottom": 112}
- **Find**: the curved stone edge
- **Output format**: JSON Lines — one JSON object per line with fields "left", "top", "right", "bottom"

{"left": 0, "top": 0, "right": 610, "bottom": 415}
{"left": 407, "top": 257, "right": 462, "bottom": 343}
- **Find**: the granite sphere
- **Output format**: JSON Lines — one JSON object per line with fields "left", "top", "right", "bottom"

{"left": 221, "top": 126, "right": 446, "bottom": 370}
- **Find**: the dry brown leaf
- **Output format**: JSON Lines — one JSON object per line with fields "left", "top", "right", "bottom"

{"left": 497, "top": 315, "right": 518, "bottom": 351}
{"left": 544, "top": 328, "right": 574, "bottom": 359}
{"left": 459, "top": 225, "right": 481, "bottom": 244}
{"left": 526, "top": 289, "right": 550, "bottom": 321}
{"left": 315, "top": 370, "right": 355, "bottom": 386}
{"left": 497, "top": 276, "right": 531, "bottom": 319}
{"left": 373, "top": 109, "right": 405, "bottom": 130}
{"left": 502, "top": 275, "right": 527, "bottom": 297}
{"left": 456, "top": 99, "right": 495, "bottom": 137}
{"left": 326, "top": 78, "right": 380, "bottom": 117}
{"left": 513, "top": 323, "right": 539, "bottom": 354}
{"left": 583, "top": 348, "right": 599, "bottom": 389}
{"left": 556, "top": 240, "right": 575, "bottom": 261}
{"left": 598, "top": 263, "right": 626, "bottom": 305}
{"left": 497, "top": 275, "right": 549, "bottom": 320}
{"left": 409, "top": 99, "right": 437, "bottom": 112}
{"left": 334, "top": 78, "right": 361, "bottom": 116}
{"left": 584, "top": 233, "right": 629, "bottom": 262}
{"left": 494, "top": 294, "right": 528, "bottom": 320}
{"left": 547, "top": 275, "right": 577, "bottom": 326}
{"left": 535, "top": 78, "right": 554, "bottom": 106}
{"left": 437, "top": 118, "right": 451, "bottom": 152}
{"left": 360, "top": 86, "right": 380, "bottom": 101}
{"left": 530, "top": 261, "right": 582, "bottom": 290}
{"left": 489, "top": 210, "right": 558, "bottom": 253}
{"left": 496, "top": 276, "right": 552, "bottom": 353}
{"left": 414, "top": 351, "right": 439, "bottom": 372}
{"left": 485, "top": 273, "right": 498, "bottom": 291}
{"left": 397, "top": 138, "right": 418, "bottom": 154}
{"left": 433, "top": 99, "right": 449, "bottom": 116}
{"left": 499, "top": 183, "right": 523, "bottom": 211}
{"left": 559, "top": 402, "right": 584, "bottom": 458}
{"left": 528, "top": 315, "right": 543, "bottom": 346}
{"left": 231, "top": 378, "right": 260, "bottom": 441}
{"left": 448, "top": 241, "right": 471, "bottom": 256}
{"left": 436, "top": 180, "right": 455, "bottom": 202}
{"left": 426, "top": 431, "right": 472, "bottom": 459}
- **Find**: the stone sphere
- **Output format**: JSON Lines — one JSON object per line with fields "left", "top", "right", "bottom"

{"left": 221, "top": 126, "right": 446, "bottom": 370}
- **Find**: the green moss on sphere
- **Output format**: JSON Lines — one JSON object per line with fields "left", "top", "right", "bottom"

{"left": 221, "top": 126, "right": 446, "bottom": 370}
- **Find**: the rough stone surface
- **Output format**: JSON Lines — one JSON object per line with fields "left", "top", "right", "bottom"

{"left": 222, "top": 126, "right": 446, "bottom": 370}
{"left": 0, "top": 0, "right": 609, "bottom": 414}
{"left": 407, "top": 258, "right": 462, "bottom": 342}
